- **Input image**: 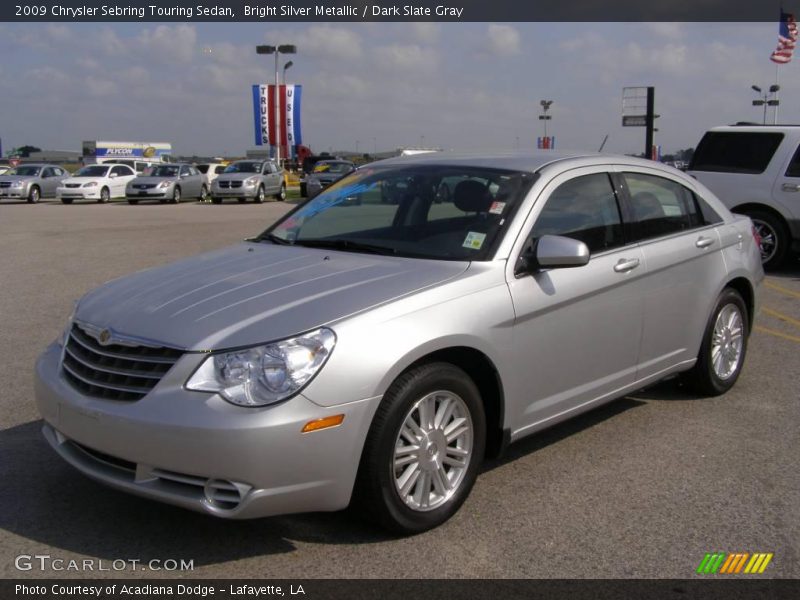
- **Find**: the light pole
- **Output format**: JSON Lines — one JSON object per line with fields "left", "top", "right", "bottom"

{"left": 256, "top": 44, "right": 297, "bottom": 164}
{"left": 539, "top": 100, "right": 553, "bottom": 139}
{"left": 751, "top": 85, "right": 780, "bottom": 125}
{"left": 769, "top": 84, "right": 780, "bottom": 125}
{"left": 282, "top": 60, "right": 293, "bottom": 84}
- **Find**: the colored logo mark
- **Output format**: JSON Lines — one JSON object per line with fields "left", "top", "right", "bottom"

{"left": 696, "top": 552, "right": 773, "bottom": 574}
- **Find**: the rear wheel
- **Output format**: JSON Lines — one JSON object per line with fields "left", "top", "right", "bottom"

{"left": 744, "top": 210, "right": 789, "bottom": 270}
{"left": 353, "top": 362, "right": 485, "bottom": 534}
{"left": 28, "top": 186, "right": 40, "bottom": 203}
{"left": 199, "top": 185, "right": 208, "bottom": 202}
{"left": 683, "top": 288, "right": 749, "bottom": 396}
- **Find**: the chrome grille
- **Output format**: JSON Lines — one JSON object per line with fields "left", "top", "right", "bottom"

{"left": 217, "top": 180, "right": 243, "bottom": 189}
{"left": 61, "top": 323, "right": 183, "bottom": 401}
{"left": 65, "top": 183, "right": 81, "bottom": 188}
{"left": 135, "top": 184, "right": 156, "bottom": 189}
{"left": 218, "top": 180, "right": 230, "bottom": 188}
{"left": 0, "top": 182, "right": 11, "bottom": 188}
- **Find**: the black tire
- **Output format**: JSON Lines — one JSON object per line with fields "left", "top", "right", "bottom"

{"left": 353, "top": 362, "right": 486, "bottom": 534}
{"left": 28, "top": 186, "right": 40, "bottom": 203}
{"left": 300, "top": 182, "right": 307, "bottom": 197}
{"left": 127, "top": 199, "right": 139, "bottom": 205}
{"left": 275, "top": 184, "right": 286, "bottom": 201}
{"left": 98, "top": 187, "right": 110, "bottom": 203}
{"left": 199, "top": 185, "right": 208, "bottom": 202}
{"left": 237, "top": 198, "right": 247, "bottom": 204}
{"left": 211, "top": 197, "right": 223, "bottom": 205}
{"left": 60, "top": 198, "right": 73, "bottom": 205}
{"left": 171, "top": 186, "right": 181, "bottom": 204}
{"left": 744, "top": 210, "right": 789, "bottom": 270}
{"left": 683, "top": 288, "right": 749, "bottom": 396}
{"left": 254, "top": 186, "right": 265, "bottom": 204}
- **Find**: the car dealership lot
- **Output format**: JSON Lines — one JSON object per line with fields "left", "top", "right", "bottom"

{"left": 0, "top": 200, "right": 798, "bottom": 578}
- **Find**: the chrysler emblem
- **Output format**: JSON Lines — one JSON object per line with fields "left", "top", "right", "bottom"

{"left": 97, "top": 329, "right": 112, "bottom": 345}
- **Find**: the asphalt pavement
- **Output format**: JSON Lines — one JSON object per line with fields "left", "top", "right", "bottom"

{"left": 0, "top": 199, "right": 797, "bottom": 579}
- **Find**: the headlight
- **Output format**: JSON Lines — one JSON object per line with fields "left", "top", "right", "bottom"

{"left": 11, "top": 181, "right": 25, "bottom": 188}
{"left": 244, "top": 177, "right": 259, "bottom": 186}
{"left": 158, "top": 181, "right": 171, "bottom": 189}
{"left": 83, "top": 181, "right": 97, "bottom": 188}
{"left": 186, "top": 328, "right": 336, "bottom": 407}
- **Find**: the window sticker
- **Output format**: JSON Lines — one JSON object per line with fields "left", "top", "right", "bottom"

{"left": 463, "top": 231, "right": 487, "bottom": 250}
{"left": 489, "top": 201, "right": 506, "bottom": 215}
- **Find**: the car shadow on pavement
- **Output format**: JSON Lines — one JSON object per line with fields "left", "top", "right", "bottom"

{"left": 0, "top": 420, "right": 395, "bottom": 567}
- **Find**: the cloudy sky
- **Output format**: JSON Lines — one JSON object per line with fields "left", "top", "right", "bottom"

{"left": 0, "top": 21, "right": 797, "bottom": 157}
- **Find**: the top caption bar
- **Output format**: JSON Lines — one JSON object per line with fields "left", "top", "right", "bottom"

{"left": 2, "top": 0, "right": 795, "bottom": 22}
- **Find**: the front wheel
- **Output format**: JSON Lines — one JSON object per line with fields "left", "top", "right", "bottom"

{"left": 254, "top": 186, "right": 265, "bottom": 203}
{"left": 28, "top": 186, "right": 40, "bottom": 203}
{"left": 171, "top": 187, "right": 181, "bottom": 204}
{"left": 275, "top": 184, "right": 286, "bottom": 201}
{"left": 683, "top": 288, "right": 749, "bottom": 396}
{"left": 127, "top": 199, "right": 139, "bottom": 205}
{"left": 98, "top": 187, "right": 110, "bottom": 203}
{"left": 353, "top": 362, "right": 485, "bottom": 534}
{"left": 745, "top": 210, "right": 789, "bottom": 270}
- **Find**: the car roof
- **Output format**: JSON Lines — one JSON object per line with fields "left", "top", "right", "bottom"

{"left": 372, "top": 150, "right": 666, "bottom": 173}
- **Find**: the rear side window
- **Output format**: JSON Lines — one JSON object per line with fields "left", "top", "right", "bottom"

{"left": 690, "top": 132, "right": 783, "bottom": 174}
{"left": 196, "top": 165, "right": 209, "bottom": 174}
{"left": 693, "top": 192, "right": 724, "bottom": 224}
{"left": 624, "top": 173, "right": 703, "bottom": 240}
{"left": 111, "top": 165, "right": 131, "bottom": 177}
{"left": 785, "top": 145, "right": 800, "bottom": 177}
{"left": 531, "top": 173, "right": 624, "bottom": 253}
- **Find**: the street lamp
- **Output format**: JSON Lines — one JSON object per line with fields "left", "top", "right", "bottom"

{"left": 751, "top": 84, "right": 779, "bottom": 125}
{"left": 539, "top": 100, "right": 553, "bottom": 139}
{"left": 282, "top": 60, "right": 293, "bottom": 84}
{"left": 256, "top": 44, "right": 297, "bottom": 163}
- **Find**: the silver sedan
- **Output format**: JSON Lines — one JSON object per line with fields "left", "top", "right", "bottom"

{"left": 0, "top": 163, "right": 70, "bottom": 202}
{"left": 126, "top": 163, "right": 208, "bottom": 204}
{"left": 35, "top": 152, "right": 762, "bottom": 533}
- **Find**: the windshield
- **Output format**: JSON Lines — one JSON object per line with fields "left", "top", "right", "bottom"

{"left": 76, "top": 166, "right": 109, "bottom": 177}
{"left": 8, "top": 166, "right": 41, "bottom": 177}
{"left": 263, "top": 165, "right": 535, "bottom": 261}
{"left": 150, "top": 166, "right": 180, "bottom": 178}
{"left": 224, "top": 162, "right": 261, "bottom": 174}
{"left": 314, "top": 162, "right": 352, "bottom": 174}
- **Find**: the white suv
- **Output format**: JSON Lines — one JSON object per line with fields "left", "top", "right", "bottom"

{"left": 689, "top": 125, "right": 800, "bottom": 269}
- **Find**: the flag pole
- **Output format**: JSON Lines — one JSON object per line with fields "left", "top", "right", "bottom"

{"left": 774, "top": 63, "right": 779, "bottom": 125}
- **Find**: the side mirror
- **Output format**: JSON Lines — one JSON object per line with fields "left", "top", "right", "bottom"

{"left": 515, "top": 234, "right": 590, "bottom": 276}
{"left": 109, "top": 173, "right": 118, "bottom": 178}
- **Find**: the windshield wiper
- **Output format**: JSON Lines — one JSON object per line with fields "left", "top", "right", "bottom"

{"left": 256, "top": 233, "right": 292, "bottom": 245}
{"left": 292, "top": 239, "right": 398, "bottom": 255}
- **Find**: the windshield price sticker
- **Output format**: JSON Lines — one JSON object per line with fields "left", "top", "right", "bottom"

{"left": 463, "top": 231, "right": 487, "bottom": 250}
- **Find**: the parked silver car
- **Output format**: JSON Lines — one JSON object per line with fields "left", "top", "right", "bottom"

{"left": 210, "top": 160, "right": 285, "bottom": 204}
{"left": 126, "top": 163, "right": 208, "bottom": 204}
{"left": 35, "top": 152, "right": 762, "bottom": 533}
{"left": 0, "top": 163, "right": 70, "bottom": 203}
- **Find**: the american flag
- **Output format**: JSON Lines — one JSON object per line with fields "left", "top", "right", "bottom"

{"left": 771, "top": 11, "right": 799, "bottom": 64}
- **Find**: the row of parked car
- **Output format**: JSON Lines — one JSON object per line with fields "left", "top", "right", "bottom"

{"left": 0, "top": 160, "right": 288, "bottom": 205}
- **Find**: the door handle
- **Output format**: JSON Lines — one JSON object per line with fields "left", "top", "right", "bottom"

{"left": 695, "top": 236, "right": 715, "bottom": 249}
{"left": 781, "top": 183, "right": 800, "bottom": 192}
{"left": 613, "top": 258, "right": 640, "bottom": 273}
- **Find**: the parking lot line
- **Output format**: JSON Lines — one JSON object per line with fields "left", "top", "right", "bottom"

{"left": 755, "top": 325, "right": 800, "bottom": 344}
{"left": 764, "top": 280, "right": 800, "bottom": 299}
{"left": 761, "top": 307, "right": 800, "bottom": 329}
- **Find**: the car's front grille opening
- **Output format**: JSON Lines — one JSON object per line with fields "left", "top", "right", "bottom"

{"left": 71, "top": 441, "right": 137, "bottom": 474}
{"left": 61, "top": 324, "right": 183, "bottom": 401}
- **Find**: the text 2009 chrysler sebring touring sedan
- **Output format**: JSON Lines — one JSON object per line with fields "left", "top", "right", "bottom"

{"left": 35, "top": 152, "right": 763, "bottom": 533}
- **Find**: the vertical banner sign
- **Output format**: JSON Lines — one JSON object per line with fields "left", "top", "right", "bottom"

{"left": 252, "top": 84, "right": 270, "bottom": 146}
{"left": 252, "top": 84, "right": 303, "bottom": 155}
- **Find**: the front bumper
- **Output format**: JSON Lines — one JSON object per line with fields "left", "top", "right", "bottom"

{"left": 57, "top": 188, "right": 100, "bottom": 200}
{"left": 211, "top": 184, "right": 257, "bottom": 198}
{"left": 0, "top": 186, "right": 28, "bottom": 199}
{"left": 126, "top": 190, "right": 169, "bottom": 199}
{"left": 35, "top": 342, "right": 380, "bottom": 519}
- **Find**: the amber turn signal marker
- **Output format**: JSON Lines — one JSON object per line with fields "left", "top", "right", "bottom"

{"left": 301, "top": 414, "right": 345, "bottom": 433}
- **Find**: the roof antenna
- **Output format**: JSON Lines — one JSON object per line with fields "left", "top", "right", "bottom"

{"left": 598, "top": 134, "right": 609, "bottom": 152}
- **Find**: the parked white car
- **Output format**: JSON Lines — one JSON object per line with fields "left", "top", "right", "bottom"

{"left": 57, "top": 164, "right": 137, "bottom": 204}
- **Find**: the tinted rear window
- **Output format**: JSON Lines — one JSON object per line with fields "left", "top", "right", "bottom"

{"left": 690, "top": 132, "right": 783, "bottom": 174}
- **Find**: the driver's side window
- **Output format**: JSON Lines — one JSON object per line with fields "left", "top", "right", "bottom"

{"left": 531, "top": 173, "right": 624, "bottom": 253}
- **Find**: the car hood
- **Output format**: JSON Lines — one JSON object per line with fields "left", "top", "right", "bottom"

{"left": 214, "top": 173, "right": 259, "bottom": 182}
{"left": 129, "top": 177, "right": 177, "bottom": 185}
{"left": 74, "top": 242, "right": 469, "bottom": 351}
{"left": 62, "top": 177, "right": 106, "bottom": 184}
{"left": 0, "top": 175, "right": 36, "bottom": 183}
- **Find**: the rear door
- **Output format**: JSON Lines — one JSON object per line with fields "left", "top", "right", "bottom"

{"left": 110, "top": 165, "right": 135, "bottom": 196}
{"left": 506, "top": 168, "right": 646, "bottom": 433}
{"left": 41, "top": 167, "right": 59, "bottom": 196}
{"left": 617, "top": 169, "right": 728, "bottom": 379}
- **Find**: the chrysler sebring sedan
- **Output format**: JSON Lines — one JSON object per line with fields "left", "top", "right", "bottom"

{"left": 35, "top": 152, "right": 762, "bottom": 533}
{"left": 126, "top": 163, "right": 208, "bottom": 204}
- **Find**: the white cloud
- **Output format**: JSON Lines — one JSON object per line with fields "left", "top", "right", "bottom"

{"left": 410, "top": 22, "right": 440, "bottom": 44}
{"left": 374, "top": 44, "right": 438, "bottom": 73}
{"left": 486, "top": 24, "right": 521, "bottom": 57}
{"left": 85, "top": 75, "right": 118, "bottom": 97}
{"left": 136, "top": 24, "right": 197, "bottom": 63}
{"left": 646, "top": 23, "right": 686, "bottom": 40}
{"left": 293, "top": 26, "right": 362, "bottom": 60}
